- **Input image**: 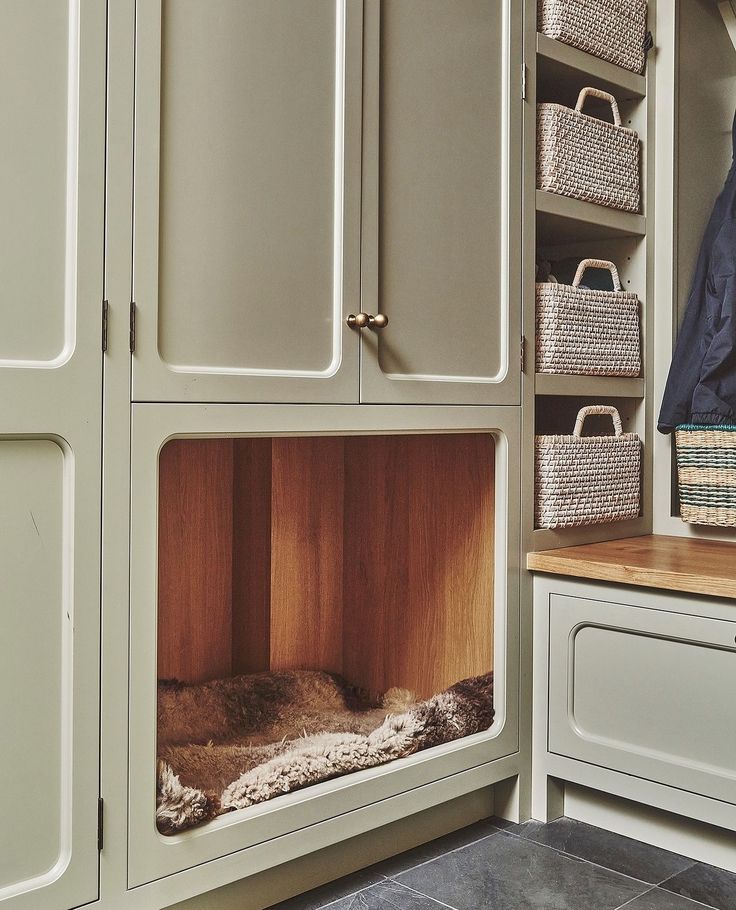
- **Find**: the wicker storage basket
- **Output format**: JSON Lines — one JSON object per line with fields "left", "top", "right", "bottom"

{"left": 536, "top": 406, "right": 641, "bottom": 529}
{"left": 537, "top": 87, "right": 640, "bottom": 213}
{"left": 536, "top": 259, "right": 640, "bottom": 376}
{"left": 675, "top": 425, "right": 736, "bottom": 527}
{"left": 538, "top": 0, "right": 648, "bottom": 74}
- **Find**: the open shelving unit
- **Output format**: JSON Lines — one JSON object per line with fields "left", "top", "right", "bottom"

{"left": 523, "top": 20, "right": 655, "bottom": 552}
{"left": 536, "top": 190, "right": 646, "bottom": 244}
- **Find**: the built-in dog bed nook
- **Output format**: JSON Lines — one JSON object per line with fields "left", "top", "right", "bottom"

{"left": 156, "top": 433, "right": 497, "bottom": 834}
{"left": 156, "top": 669, "right": 494, "bottom": 833}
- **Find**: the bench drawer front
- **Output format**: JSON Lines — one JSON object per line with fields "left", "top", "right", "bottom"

{"left": 548, "top": 594, "right": 736, "bottom": 803}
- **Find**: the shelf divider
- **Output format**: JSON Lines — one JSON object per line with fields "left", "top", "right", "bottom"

{"left": 536, "top": 190, "right": 646, "bottom": 246}
{"left": 535, "top": 373, "right": 645, "bottom": 399}
{"left": 536, "top": 32, "right": 647, "bottom": 100}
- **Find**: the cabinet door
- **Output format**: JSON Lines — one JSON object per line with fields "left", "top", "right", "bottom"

{"left": 548, "top": 595, "right": 736, "bottom": 805}
{"left": 359, "top": 0, "right": 522, "bottom": 405}
{"left": 133, "top": 0, "right": 363, "bottom": 404}
{"left": 0, "top": 2, "right": 105, "bottom": 908}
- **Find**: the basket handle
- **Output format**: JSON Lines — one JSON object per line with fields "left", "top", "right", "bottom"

{"left": 575, "top": 87, "right": 622, "bottom": 127}
{"left": 572, "top": 259, "right": 622, "bottom": 291}
{"left": 574, "top": 405, "right": 624, "bottom": 438}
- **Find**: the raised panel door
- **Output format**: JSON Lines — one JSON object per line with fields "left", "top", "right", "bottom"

{"left": 0, "top": 2, "right": 105, "bottom": 907}
{"left": 359, "top": 0, "right": 522, "bottom": 405}
{"left": 133, "top": 0, "right": 363, "bottom": 403}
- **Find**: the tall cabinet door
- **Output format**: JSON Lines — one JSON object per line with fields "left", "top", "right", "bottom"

{"left": 133, "top": 0, "right": 363, "bottom": 404}
{"left": 0, "top": 2, "right": 105, "bottom": 909}
{"left": 359, "top": 0, "right": 522, "bottom": 405}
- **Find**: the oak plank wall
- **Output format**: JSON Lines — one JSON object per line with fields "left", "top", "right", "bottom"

{"left": 158, "top": 435, "right": 496, "bottom": 696}
{"left": 269, "top": 437, "right": 345, "bottom": 675}
{"left": 231, "top": 438, "right": 272, "bottom": 674}
{"left": 344, "top": 435, "right": 495, "bottom": 699}
{"left": 158, "top": 438, "right": 234, "bottom": 682}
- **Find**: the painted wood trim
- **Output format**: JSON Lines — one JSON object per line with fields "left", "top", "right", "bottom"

{"left": 536, "top": 33, "right": 647, "bottom": 99}
{"left": 527, "top": 534, "right": 736, "bottom": 600}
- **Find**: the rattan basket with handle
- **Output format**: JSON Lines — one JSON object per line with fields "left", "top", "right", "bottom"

{"left": 538, "top": 0, "right": 648, "bottom": 74}
{"left": 537, "top": 87, "right": 640, "bottom": 213}
{"left": 536, "top": 259, "right": 640, "bottom": 376}
{"left": 536, "top": 405, "right": 641, "bottom": 529}
{"left": 675, "top": 425, "right": 736, "bottom": 527}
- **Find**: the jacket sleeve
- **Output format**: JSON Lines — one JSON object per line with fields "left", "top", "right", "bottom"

{"left": 689, "top": 218, "right": 736, "bottom": 427}
{"left": 657, "top": 248, "right": 718, "bottom": 434}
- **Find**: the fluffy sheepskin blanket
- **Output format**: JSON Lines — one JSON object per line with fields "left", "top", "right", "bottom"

{"left": 156, "top": 669, "right": 494, "bottom": 835}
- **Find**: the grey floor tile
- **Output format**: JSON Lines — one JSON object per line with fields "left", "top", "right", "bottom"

{"left": 371, "top": 820, "right": 501, "bottom": 877}
{"left": 395, "top": 831, "right": 649, "bottom": 910}
{"left": 327, "top": 881, "right": 454, "bottom": 909}
{"left": 510, "top": 818, "right": 695, "bottom": 885}
{"left": 660, "top": 862, "right": 736, "bottom": 910}
{"left": 487, "top": 816, "right": 517, "bottom": 831}
{"left": 268, "top": 868, "right": 386, "bottom": 910}
{"left": 619, "top": 886, "right": 714, "bottom": 909}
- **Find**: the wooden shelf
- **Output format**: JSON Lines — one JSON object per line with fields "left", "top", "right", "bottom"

{"left": 536, "top": 190, "right": 646, "bottom": 246}
{"left": 527, "top": 535, "right": 736, "bottom": 601}
{"left": 536, "top": 33, "right": 646, "bottom": 102}
{"left": 535, "top": 374, "right": 645, "bottom": 399}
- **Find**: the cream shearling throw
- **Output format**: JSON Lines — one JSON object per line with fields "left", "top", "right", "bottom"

{"left": 156, "top": 670, "right": 494, "bottom": 835}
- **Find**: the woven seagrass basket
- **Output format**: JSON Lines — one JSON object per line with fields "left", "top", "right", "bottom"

{"left": 675, "top": 425, "right": 736, "bottom": 527}
{"left": 537, "top": 87, "right": 640, "bottom": 213}
{"left": 538, "top": 0, "right": 648, "bottom": 74}
{"left": 536, "top": 406, "right": 641, "bottom": 529}
{"left": 536, "top": 259, "right": 640, "bottom": 376}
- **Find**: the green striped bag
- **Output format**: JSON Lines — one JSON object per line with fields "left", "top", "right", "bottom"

{"left": 675, "top": 425, "right": 736, "bottom": 527}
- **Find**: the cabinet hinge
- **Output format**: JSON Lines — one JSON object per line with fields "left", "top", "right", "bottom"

{"left": 102, "top": 300, "right": 109, "bottom": 353}
{"left": 97, "top": 798, "right": 104, "bottom": 852}
{"left": 520, "top": 335, "right": 527, "bottom": 374}
{"left": 129, "top": 302, "right": 136, "bottom": 354}
{"left": 521, "top": 63, "right": 528, "bottom": 102}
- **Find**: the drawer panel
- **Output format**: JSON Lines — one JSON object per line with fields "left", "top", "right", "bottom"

{"left": 548, "top": 594, "right": 736, "bottom": 804}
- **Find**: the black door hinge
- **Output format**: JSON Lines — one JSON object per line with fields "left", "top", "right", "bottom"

{"left": 129, "top": 302, "right": 137, "bottom": 354}
{"left": 97, "top": 798, "right": 104, "bottom": 852}
{"left": 520, "top": 335, "right": 527, "bottom": 374}
{"left": 102, "top": 300, "right": 109, "bottom": 353}
{"left": 521, "top": 63, "right": 528, "bottom": 102}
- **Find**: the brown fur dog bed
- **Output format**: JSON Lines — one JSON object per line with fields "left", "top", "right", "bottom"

{"left": 156, "top": 669, "right": 494, "bottom": 834}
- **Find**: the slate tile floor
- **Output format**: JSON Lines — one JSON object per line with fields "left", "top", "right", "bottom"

{"left": 269, "top": 817, "right": 736, "bottom": 909}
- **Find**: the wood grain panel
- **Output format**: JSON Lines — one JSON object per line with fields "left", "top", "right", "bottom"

{"left": 527, "top": 535, "right": 736, "bottom": 600}
{"left": 269, "top": 437, "right": 345, "bottom": 674}
{"left": 344, "top": 434, "right": 495, "bottom": 699}
{"left": 158, "top": 438, "right": 234, "bottom": 682}
{"left": 231, "top": 438, "right": 272, "bottom": 674}
{"left": 343, "top": 436, "right": 411, "bottom": 697}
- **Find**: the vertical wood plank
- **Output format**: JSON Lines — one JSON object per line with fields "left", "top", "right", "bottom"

{"left": 343, "top": 435, "right": 410, "bottom": 696}
{"left": 344, "top": 434, "right": 494, "bottom": 699}
{"left": 406, "top": 434, "right": 495, "bottom": 696}
{"left": 231, "top": 438, "right": 273, "bottom": 674}
{"left": 157, "top": 438, "right": 234, "bottom": 682}
{"left": 269, "top": 437, "right": 344, "bottom": 674}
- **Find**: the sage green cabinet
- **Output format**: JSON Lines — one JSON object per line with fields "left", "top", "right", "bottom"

{"left": 132, "top": 0, "right": 521, "bottom": 405}
{"left": 360, "top": 0, "right": 522, "bottom": 405}
{"left": 133, "top": 0, "right": 363, "bottom": 403}
{"left": 0, "top": 2, "right": 105, "bottom": 908}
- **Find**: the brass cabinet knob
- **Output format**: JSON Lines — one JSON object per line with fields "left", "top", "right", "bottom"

{"left": 347, "top": 312, "right": 388, "bottom": 330}
{"left": 347, "top": 312, "right": 370, "bottom": 328}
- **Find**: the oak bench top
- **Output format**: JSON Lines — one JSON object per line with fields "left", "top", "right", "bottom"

{"left": 527, "top": 535, "right": 736, "bottom": 601}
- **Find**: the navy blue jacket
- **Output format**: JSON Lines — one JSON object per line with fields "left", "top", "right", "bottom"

{"left": 658, "top": 112, "right": 736, "bottom": 433}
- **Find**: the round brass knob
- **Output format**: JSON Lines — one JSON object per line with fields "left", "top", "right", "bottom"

{"left": 369, "top": 313, "right": 388, "bottom": 329}
{"left": 347, "top": 312, "right": 370, "bottom": 329}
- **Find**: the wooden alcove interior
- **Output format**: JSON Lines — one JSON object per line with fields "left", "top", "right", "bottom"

{"left": 157, "top": 434, "right": 495, "bottom": 700}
